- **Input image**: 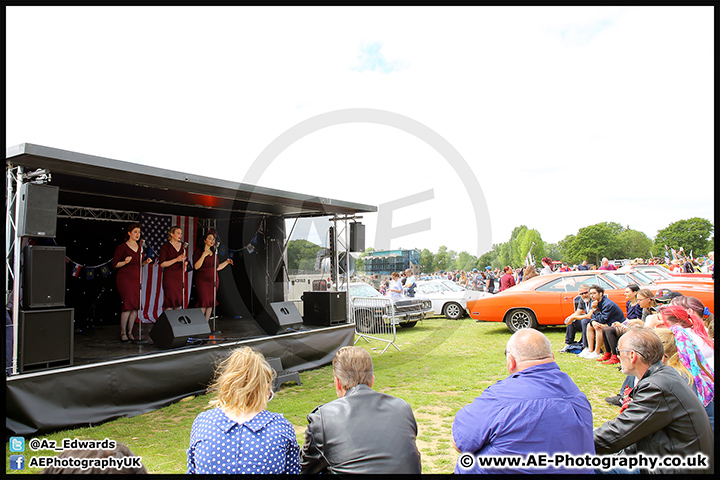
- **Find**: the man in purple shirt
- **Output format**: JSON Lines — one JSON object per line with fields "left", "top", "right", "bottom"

{"left": 452, "top": 329, "right": 595, "bottom": 474}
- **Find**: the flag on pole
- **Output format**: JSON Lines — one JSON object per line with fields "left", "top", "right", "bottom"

{"left": 138, "top": 213, "right": 197, "bottom": 323}
{"left": 524, "top": 242, "right": 535, "bottom": 267}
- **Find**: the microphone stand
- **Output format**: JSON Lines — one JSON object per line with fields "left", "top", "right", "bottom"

{"left": 211, "top": 241, "right": 221, "bottom": 335}
{"left": 132, "top": 240, "right": 148, "bottom": 345}
{"left": 182, "top": 242, "right": 188, "bottom": 310}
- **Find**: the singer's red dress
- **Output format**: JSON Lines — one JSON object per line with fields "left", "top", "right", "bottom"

{"left": 113, "top": 242, "right": 141, "bottom": 312}
{"left": 160, "top": 242, "right": 185, "bottom": 309}
{"left": 193, "top": 248, "right": 219, "bottom": 308}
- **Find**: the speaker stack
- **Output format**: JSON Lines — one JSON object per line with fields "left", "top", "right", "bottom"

{"left": 19, "top": 245, "right": 73, "bottom": 372}
{"left": 16, "top": 184, "right": 73, "bottom": 372}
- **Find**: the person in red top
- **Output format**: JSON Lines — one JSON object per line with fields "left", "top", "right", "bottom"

{"left": 499, "top": 266, "right": 516, "bottom": 292}
{"left": 113, "top": 223, "right": 152, "bottom": 342}
{"left": 159, "top": 225, "right": 188, "bottom": 311}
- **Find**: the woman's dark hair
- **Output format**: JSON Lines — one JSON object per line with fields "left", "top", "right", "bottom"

{"left": 627, "top": 283, "right": 640, "bottom": 293}
{"left": 124, "top": 223, "right": 142, "bottom": 241}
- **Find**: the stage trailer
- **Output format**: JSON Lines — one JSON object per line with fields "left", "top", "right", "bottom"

{"left": 6, "top": 143, "right": 375, "bottom": 435}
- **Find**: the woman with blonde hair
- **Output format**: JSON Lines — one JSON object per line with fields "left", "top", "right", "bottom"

{"left": 187, "top": 347, "right": 300, "bottom": 474}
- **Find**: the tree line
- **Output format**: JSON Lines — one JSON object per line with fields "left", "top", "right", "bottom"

{"left": 287, "top": 217, "right": 714, "bottom": 273}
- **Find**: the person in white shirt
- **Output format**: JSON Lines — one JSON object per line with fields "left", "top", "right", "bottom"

{"left": 388, "top": 272, "right": 403, "bottom": 299}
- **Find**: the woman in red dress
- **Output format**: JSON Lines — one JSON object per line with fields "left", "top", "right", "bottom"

{"left": 114, "top": 223, "right": 152, "bottom": 342}
{"left": 159, "top": 225, "right": 188, "bottom": 311}
{"left": 193, "top": 231, "right": 233, "bottom": 321}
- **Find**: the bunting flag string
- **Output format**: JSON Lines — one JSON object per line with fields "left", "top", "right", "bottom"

{"left": 65, "top": 256, "right": 115, "bottom": 280}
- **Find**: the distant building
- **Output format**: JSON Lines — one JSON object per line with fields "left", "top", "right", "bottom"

{"left": 364, "top": 249, "right": 421, "bottom": 276}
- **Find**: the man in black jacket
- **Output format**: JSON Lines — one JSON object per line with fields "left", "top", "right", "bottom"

{"left": 594, "top": 328, "right": 714, "bottom": 474}
{"left": 300, "top": 346, "right": 422, "bottom": 474}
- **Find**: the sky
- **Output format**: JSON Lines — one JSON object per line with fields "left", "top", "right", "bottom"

{"left": 6, "top": 6, "right": 714, "bottom": 257}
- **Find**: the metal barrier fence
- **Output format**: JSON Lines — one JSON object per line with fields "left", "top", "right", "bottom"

{"left": 351, "top": 296, "right": 399, "bottom": 354}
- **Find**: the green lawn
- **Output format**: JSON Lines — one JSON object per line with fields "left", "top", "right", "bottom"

{"left": 6, "top": 316, "right": 625, "bottom": 474}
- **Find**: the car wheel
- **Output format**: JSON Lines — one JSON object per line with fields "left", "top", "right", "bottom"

{"left": 505, "top": 308, "right": 538, "bottom": 333}
{"left": 354, "top": 309, "right": 378, "bottom": 334}
{"left": 443, "top": 302, "right": 464, "bottom": 320}
{"left": 400, "top": 321, "right": 417, "bottom": 328}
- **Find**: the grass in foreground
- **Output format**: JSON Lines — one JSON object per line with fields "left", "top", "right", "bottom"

{"left": 6, "top": 317, "right": 626, "bottom": 474}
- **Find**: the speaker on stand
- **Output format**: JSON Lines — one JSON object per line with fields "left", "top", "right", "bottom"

{"left": 23, "top": 245, "right": 66, "bottom": 308}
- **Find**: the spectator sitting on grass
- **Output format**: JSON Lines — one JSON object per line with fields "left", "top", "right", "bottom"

{"left": 300, "top": 346, "right": 421, "bottom": 474}
{"left": 186, "top": 347, "right": 300, "bottom": 474}
{"left": 452, "top": 328, "right": 595, "bottom": 474}
{"left": 561, "top": 284, "right": 592, "bottom": 352}
{"left": 579, "top": 285, "right": 624, "bottom": 360}
{"left": 593, "top": 328, "right": 713, "bottom": 474}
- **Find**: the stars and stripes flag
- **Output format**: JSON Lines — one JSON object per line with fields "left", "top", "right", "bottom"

{"left": 138, "top": 213, "right": 197, "bottom": 323}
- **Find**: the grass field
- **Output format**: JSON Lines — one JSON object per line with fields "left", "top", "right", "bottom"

{"left": 6, "top": 316, "right": 626, "bottom": 474}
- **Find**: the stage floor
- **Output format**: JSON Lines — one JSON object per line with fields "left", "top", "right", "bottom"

{"left": 7, "top": 318, "right": 356, "bottom": 436}
{"left": 69, "top": 315, "right": 277, "bottom": 368}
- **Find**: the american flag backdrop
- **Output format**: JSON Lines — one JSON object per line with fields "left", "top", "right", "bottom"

{"left": 138, "top": 213, "right": 197, "bottom": 323}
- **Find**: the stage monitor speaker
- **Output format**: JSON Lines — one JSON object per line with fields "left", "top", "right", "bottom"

{"left": 19, "top": 308, "right": 74, "bottom": 373}
{"left": 302, "top": 291, "right": 347, "bottom": 326}
{"left": 23, "top": 245, "right": 66, "bottom": 308}
{"left": 19, "top": 183, "right": 59, "bottom": 238}
{"left": 150, "top": 308, "right": 211, "bottom": 349}
{"left": 350, "top": 223, "right": 365, "bottom": 252}
{"left": 268, "top": 301, "right": 305, "bottom": 334}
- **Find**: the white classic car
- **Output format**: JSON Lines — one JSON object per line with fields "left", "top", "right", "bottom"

{"left": 415, "top": 279, "right": 490, "bottom": 320}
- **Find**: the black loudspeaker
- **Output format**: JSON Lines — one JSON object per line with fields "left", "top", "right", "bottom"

{"left": 268, "top": 301, "right": 304, "bottom": 334}
{"left": 149, "top": 308, "right": 211, "bottom": 349}
{"left": 350, "top": 223, "right": 365, "bottom": 252}
{"left": 19, "top": 308, "right": 74, "bottom": 373}
{"left": 23, "top": 245, "right": 66, "bottom": 308}
{"left": 302, "top": 291, "right": 347, "bottom": 326}
{"left": 19, "top": 183, "right": 59, "bottom": 238}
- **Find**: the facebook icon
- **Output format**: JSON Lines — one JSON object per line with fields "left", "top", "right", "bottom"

{"left": 10, "top": 455, "right": 25, "bottom": 470}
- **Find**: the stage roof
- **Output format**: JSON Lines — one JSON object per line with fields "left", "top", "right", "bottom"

{"left": 6, "top": 143, "right": 376, "bottom": 219}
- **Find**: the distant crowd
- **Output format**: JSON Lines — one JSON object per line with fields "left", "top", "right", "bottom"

{"left": 353, "top": 251, "right": 714, "bottom": 296}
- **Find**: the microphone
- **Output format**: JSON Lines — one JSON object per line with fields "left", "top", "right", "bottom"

{"left": 215, "top": 239, "right": 220, "bottom": 248}
{"left": 183, "top": 241, "right": 189, "bottom": 250}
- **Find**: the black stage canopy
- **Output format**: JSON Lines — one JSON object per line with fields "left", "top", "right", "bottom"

{"left": 6, "top": 143, "right": 376, "bottom": 219}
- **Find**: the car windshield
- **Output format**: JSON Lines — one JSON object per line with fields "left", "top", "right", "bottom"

{"left": 628, "top": 271, "right": 654, "bottom": 285}
{"left": 343, "top": 283, "right": 382, "bottom": 298}
{"left": 601, "top": 272, "right": 629, "bottom": 288}
{"left": 418, "top": 283, "right": 442, "bottom": 294}
{"left": 638, "top": 266, "right": 673, "bottom": 280}
{"left": 441, "top": 281, "right": 466, "bottom": 292}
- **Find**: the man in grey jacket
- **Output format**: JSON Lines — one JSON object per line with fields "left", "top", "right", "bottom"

{"left": 300, "top": 346, "right": 422, "bottom": 474}
{"left": 594, "top": 327, "right": 713, "bottom": 474}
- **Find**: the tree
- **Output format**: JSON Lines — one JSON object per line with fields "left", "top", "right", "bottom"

{"left": 286, "top": 239, "right": 323, "bottom": 272}
{"left": 477, "top": 249, "right": 498, "bottom": 271}
{"left": 434, "top": 246, "right": 452, "bottom": 272}
{"left": 617, "top": 229, "right": 653, "bottom": 260}
{"left": 419, "top": 248, "right": 434, "bottom": 273}
{"left": 563, "top": 222, "right": 621, "bottom": 265}
{"left": 654, "top": 218, "right": 714, "bottom": 256}
{"left": 456, "top": 251, "right": 477, "bottom": 271}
